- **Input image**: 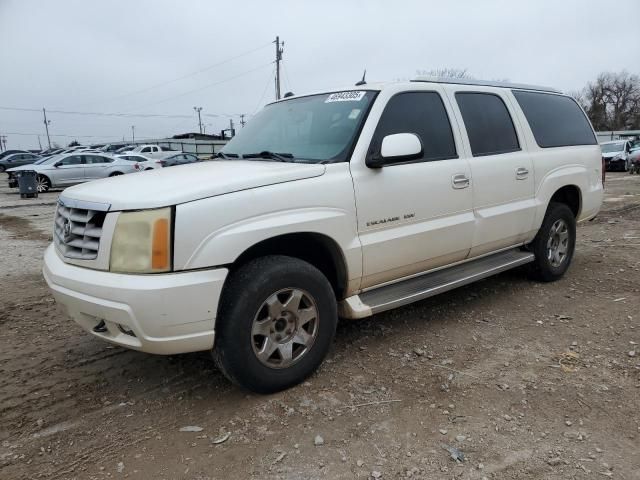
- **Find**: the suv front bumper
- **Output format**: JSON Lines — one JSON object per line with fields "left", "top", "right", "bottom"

{"left": 43, "top": 244, "right": 227, "bottom": 355}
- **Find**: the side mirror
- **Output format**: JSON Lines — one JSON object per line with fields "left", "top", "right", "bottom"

{"left": 54, "top": 162, "right": 61, "bottom": 168}
{"left": 366, "top": 133, "right": 423, "bottom": 168}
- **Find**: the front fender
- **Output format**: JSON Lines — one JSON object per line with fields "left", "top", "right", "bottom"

{"left": 173, "top": 167, "right": 362, "bottom": 288}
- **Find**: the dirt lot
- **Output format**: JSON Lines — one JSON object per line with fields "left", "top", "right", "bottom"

{"left": 1, "top": 173, "right": 639, "bottom": 480}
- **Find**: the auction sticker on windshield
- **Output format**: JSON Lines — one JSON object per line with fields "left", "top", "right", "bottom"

{"left": 325, "top": 91, "right": 366, "bottom": 103}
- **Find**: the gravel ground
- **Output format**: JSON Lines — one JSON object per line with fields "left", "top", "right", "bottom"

{"left": 1, "top": 172, "right": 639, "bottom": 480}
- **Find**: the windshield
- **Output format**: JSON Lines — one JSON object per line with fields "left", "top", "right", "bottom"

{"left": 36, "top": 154, "right": 64, "bottom": 165}
{"left": 222, "top": 91, "right": 377, "bottom": 163}
{"left": 33, "top": 156, "right": 52, "bottom": 164}
{"left": 601, "top": 142, "right": 625, "bottom": 153}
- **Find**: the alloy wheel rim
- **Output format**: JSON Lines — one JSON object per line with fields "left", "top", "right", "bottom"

{"left": 547, "top": 219, "right": 569, "bottom": 267}
{"left": 36, "top": 177, "right": 47, "bottom": 192}
{"left": 251, "top": 288, "right": 319, "bottom": 369}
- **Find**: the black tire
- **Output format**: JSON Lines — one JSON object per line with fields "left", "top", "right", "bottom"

{"left": 213, "top": 255, "right": 338, "bottom": 393}
{"left": 528, "top": 202, "right": 576, "bottom": 282}
{"left": 36, "top": 175, "right": 50, "bottom": 193}
{"left": 109, "top": 171, "right": 123, "bottom": 177}
{"left": 0, "top": 165, "right": 5, "bottom": 173}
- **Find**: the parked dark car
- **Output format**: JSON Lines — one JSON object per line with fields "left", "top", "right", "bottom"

{"left": 0, "top": 152, "right": 41, "bottom": 172}
{"left": 0, "top": 149, "right": 29, "bottom": 162}
{"left": 38, "top": 148, "right": 64, "bottom": 156}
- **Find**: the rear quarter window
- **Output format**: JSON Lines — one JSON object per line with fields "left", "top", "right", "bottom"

{"left": 512, "top": 90, "right": 597, "bottom": 148}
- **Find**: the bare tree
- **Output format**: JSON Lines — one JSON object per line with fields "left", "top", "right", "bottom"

{"left": 580, "top": 71, "right": 640, "bottom": 130}
{"left": 416, "top": 68, "right": 473, "bottom": 79}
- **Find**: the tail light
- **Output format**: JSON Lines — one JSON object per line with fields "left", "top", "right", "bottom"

{"left": 602, "top": 157, "right": 606, "bottom": 186}
{"left": 134, "top": 163, "right": 140, "bottom": 170}
{"left": 157, "top": 160, "right": 166, "bottom": 167}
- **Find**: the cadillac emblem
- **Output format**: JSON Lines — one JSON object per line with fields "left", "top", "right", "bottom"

{"left": 62, "top": 218, "right": 72, "bottom": 242}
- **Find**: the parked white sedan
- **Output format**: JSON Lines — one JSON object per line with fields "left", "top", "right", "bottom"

{"left": 6, "top": 152, "right": 138, "bottom": 192}
{"left": 125, "top": 153, "right": 200, "bottom": 171}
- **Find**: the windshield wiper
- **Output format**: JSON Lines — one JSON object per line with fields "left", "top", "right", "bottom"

{"left": 242, "top": 151, "right": 295, "bottom": 162}
{"left": 215, "top": 152, "right": 238, "bottom": 160}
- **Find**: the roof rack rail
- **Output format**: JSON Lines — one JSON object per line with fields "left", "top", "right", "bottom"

{"left": 411, "top": 76, "right": 562, "bottom": 94}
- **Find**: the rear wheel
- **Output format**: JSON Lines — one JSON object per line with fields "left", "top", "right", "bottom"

{"left": 36, "top": 175, "right": 50, "bottom": 193}
{"left": 213, "top": 255, "right": 338, "bottom": 393}
{"left": 528, "top": 202, "right": 576, "bottom": 282}
{"left": 109, "top": 171, "right": 123, "bottom": 177}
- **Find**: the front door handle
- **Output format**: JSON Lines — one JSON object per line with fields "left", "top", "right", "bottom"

{"left": 452, "top": 173, "right": 470, "bottom": 189}
{"left": 516, "top": 167, "right": 529, "bottom": 180}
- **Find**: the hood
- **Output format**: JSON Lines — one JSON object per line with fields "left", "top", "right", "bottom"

{"left": 6, "top": 163, "right": 42, "bottom": 173}
{"left": 602, "top": 151, "right": 624, "bottom": 159}
{"left": 61, "top": 160, "right": 326, "bottom": 210}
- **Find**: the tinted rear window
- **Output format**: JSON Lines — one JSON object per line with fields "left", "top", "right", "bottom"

{"left": 455, "top": 92, "right": 520, "bottom": 156}
{"left": 512, "top": 90, "right": 596, "bottom": 148}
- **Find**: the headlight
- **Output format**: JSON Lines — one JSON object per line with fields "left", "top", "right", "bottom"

{"left": 110, "top": 207, "right": 172, "bottom": 273}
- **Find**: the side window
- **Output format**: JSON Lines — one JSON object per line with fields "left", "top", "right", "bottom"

{"left": 141, "top": 147, "right": 151, "bottom": 153}
{"left": 90, "top": 155, "right": 112, "bottom": 164}
{"left": 512, "top": 90, "right": 596, "bottom": 148}
{"left": 455, "top": 92, "right": 520, "bottom": 156}
{"left": 59, "top": 155, "right": 82, "bottom": 166}
{"left": 370, "top": 91, "right": 457, "bottom": 163}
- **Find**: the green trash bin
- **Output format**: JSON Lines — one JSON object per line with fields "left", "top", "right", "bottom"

{"left": 16, "top": 170, "right": 38, "bottom": 199}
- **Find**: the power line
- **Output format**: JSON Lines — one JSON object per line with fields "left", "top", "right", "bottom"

{"left": 0, "top": 105, "right": 246, "bottom": 119}
{"left": 0, "top": 106, "right": 193, "bottom": 119}
{"left": 80, "top": 42, "right": 273, "bottom": 108}
{"left": 253, "top": 64, "right": 276, "bottom": 114}
{"left": 130, "top": 61, "right": 275, "bottom": 110}
{"left": 282, "top": 61, "right": 294, "bottom": 93}
{"left": 1, "top": 131, "right": 139, "bottom": 139}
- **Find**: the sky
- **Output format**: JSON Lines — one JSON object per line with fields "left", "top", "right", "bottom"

{"left": 1, "top": 0, "right": 638, "bottom": 150}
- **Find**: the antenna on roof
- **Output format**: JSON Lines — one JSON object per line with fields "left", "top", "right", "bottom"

{"left": 355, "top": 70, "right": 367, "bottom": 86}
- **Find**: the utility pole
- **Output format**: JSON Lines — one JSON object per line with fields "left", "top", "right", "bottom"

{"left": 0, "top": 135, "right": 5, "bottom": 152}
{"left": 229, "top": 118, "right": 235, "bottom": 137}
{"left": 42, "top": 108, "right": 52, "bottom": 149}
{"left": 193, "top": 106, "right": 203, "bottom": 134}
{"left": 37, "top": 135, "right": 42, "bottom": 151}
{"left": 131, "top": 125, "right": 135, "bottom": 142}
{"left": 274, "top": 36, "right": 284, "bottom": 100}
{"left": 240, "top": 114, "right": 246, "bottom": 127}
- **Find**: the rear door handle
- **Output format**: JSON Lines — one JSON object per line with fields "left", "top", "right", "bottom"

{"left": 452, "top": 173, "right": 470, "bottom": 189}
{"left": 516, "top": 167, "right": 529, "bottom": 180}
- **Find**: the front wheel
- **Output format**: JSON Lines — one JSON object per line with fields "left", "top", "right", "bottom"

{"left": 36, "top": 175, "right": 50, "bottom": 193}
{"left": 528, "top": 202, "right": 576, "bottom": 282}
{"left": 213, "top": 255, "right": 338, "bottom": 393}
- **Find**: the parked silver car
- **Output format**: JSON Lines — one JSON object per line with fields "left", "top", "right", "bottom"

{"left": 6, "top": 152, "right": 137, "bottom": 192}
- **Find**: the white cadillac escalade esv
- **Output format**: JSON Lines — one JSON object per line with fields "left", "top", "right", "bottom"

{"left": 43, "top": 77, "right": 603, "bottom": 393}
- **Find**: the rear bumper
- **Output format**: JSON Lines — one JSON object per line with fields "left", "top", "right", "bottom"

{"left": 43, "top": 244, "right": 228, "bottom": 355}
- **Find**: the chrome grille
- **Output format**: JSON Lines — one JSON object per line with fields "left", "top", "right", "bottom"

{"left": 53, "top": 203, "right": 107, "bottom": 260}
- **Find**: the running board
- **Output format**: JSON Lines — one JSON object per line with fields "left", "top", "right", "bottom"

{"left": 339, "top": 249, "right": 534, "bottom": 319}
